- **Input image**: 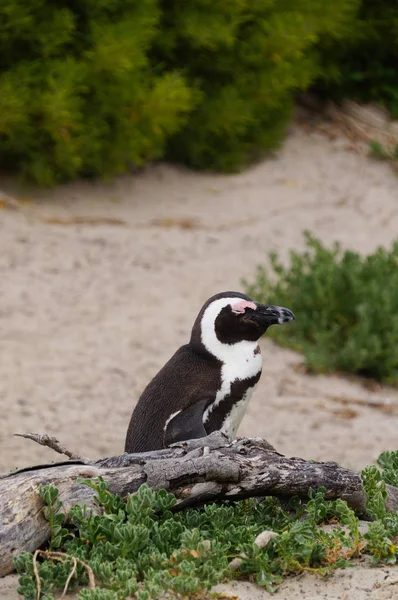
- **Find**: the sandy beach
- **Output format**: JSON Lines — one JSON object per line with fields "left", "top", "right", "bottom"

{"left": 1, "top": 122, "right": 398, "bottom": 599}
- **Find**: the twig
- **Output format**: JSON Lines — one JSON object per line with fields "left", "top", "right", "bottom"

{"left": 0, "top": 193, "right": 128, "bottom": 227}
{"left": 33, "top": 550, "right": 41, "bottom": 600}
{"left": 14, "top": 433, "right": 93, "bottom": 463}
{"left": 61, "top": 556, "right": 77, "bottom": 598}
{"left": 279, "top": 377, "right": 398, "bottom": 414}
{"left": 323, "top": 393, "right": 398, "bottom": 414}
{"left": 40, "top": 216, "right": 127, "bottom": 226}
{"left": 33, "top": 550, "right": 95, "bottom": 599}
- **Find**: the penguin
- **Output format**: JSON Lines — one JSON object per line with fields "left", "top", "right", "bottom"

{"left": 124, "top": 291, "right": 294, "bottom": 453}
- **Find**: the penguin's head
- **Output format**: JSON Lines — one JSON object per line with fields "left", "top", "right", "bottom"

{"left": 190, "top": 291, "right": 294, "bottom": 351}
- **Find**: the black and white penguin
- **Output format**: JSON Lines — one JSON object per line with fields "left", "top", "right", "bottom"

{"left": 124, "top": 291, "right": 294, "bottom": 453}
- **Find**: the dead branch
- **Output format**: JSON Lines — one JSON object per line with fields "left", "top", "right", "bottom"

{"left": 1, "top": 432, "right": 397, "bottom": 577}
{"left": 13, "top": 433, "right": 92, "bottom": 463}
{"left": 32, "top": 550, "right": 95, "bottom": 600}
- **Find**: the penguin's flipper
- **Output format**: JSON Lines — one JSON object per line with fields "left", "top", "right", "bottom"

{"left": 163, "top": 398, "right": 208, "bottom": 447}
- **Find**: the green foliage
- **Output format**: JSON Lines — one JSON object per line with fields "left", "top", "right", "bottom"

{"left": 39, "top": 484, "right": 71, "bottom": 550}
{"left": 0, "top": 0, "right": 357, "bottom": 184}
{"left": 160, "top": 0, "right": 358, "bottom": 172}
{"left": 245, "top": 232, "right": 398, "bottom": 384}
{"left": 3, "top": 0, "right": 398, "bottom": 183}
{"left": 13, "top": 457, "right": 398, "bottom": 599}
{"left": 369, "top": 141, "right": 398, "bottom": 162}
{"left": 361, "top": 465, "right": 388, "bottom": 521}
{"left": 361, "top": 451, "right": 398, "bottom": 565}
{"left": 0, "top": 0, "right": 196, "bottom": 184}
{"left": 377, "top": 451, "right": 398, "bottom": 488}
{"left": 315, "top": 0, "right": 398, "bottom": 118}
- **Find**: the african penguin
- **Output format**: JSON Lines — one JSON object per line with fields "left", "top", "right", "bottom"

{"left": 124, "top": 291, "right": 294, "bottom": 453}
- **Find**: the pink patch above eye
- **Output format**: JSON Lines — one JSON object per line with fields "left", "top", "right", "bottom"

{"left": 231, "top": 300, "right": 257, "bottom": 314}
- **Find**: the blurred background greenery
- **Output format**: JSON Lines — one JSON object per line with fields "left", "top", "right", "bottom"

{"left": 245, "top": 233, "right": 398, "bottom": 385}
{"left": 1, "top": 0, "right": 396, "bottom": 185}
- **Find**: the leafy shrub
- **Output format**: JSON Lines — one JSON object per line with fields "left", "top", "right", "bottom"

{"left": 159, "top": 0, "right": 359, "bottom": 172}
{"left": 0, "top": 0, "right": 196, "bottom": 185}
{"left": 362, "top": 451, "right": 398, "bottom": 564}
{"left": 0, "top": 0, "right": 358, "bottom": 184}
{"left": 377, "top": 451, "right": 398, "bottom": 488}
{"left": 14, "top": 453, "right": 398, "bottom": 599}
{"left": 315, "top": 0, "right": 398, "bottom": 118}
{"left": 369, "top": 141, "right": 398, "bottom": 163}
{"left": 245, "top": 232, "right": 398, "bottom": 384}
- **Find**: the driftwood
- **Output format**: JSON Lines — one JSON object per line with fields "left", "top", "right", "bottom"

{"left": 1, "top": 432, "right": 398, "bottom": 577}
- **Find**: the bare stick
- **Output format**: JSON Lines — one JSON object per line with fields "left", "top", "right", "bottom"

{"left": 61, "top": 556, "right": 77, "bottom": 598}
{"left": 279, "top": 376, "right": 398, "bottom": 414}
{"left": 33, "top": 550, "right": 41, "bottom": 600}
{"left": 39, "top": 552, "right": 96, "bottom": 591}
{"left": 14, "top": 433, "right": 93, "bottom": 463}
{"left": 33, "top": 551, "right": 95, "bottom": 599}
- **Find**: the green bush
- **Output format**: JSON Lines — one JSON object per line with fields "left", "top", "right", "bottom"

{"left": 0, "top": 0, "right": 196, "bottom": 185}
{"left": 14, "top": 455, "right": 398, "bottom": 598}
{"left": 158, "top": 0, "right": 359, "bottom": 172}
{"left": 3, "top": 0, "right": 398, "bottom": 185}
{"left": 12, "top": 465, "right": 397, "bottom": 599}
{"left": 315, "top": 0, "right": 398, "bottom": 118}
{"left": 245, "top": 232, "right": 398, "bottom": 384}
{"left": 0, "top": 0, "right": 358, "bottom": 184}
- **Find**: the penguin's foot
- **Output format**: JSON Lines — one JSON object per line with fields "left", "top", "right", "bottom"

{"left": 169, "top": 431, "right": 228, "bottom": 450}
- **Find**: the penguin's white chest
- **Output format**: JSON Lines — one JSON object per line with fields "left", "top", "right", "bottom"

{"left": 203, "top": 342, "right": 262, "bottom": 438}
{"left": 220, "top": 387, "right": 256, "bottom": 438}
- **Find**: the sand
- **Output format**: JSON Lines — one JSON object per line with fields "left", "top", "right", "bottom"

{"left": 1, "top": 123, "right": 398, "bottom": 599}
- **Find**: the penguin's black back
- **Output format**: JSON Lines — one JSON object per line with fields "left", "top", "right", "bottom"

{"left": 125, "top": 344, "right": 221, "bottom": 453}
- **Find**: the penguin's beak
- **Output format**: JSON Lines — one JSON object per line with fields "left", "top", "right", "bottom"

{"left": 252, "top": 304, "right": 295, "bottom": 326}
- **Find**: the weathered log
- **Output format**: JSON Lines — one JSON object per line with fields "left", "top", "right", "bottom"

{"left": 1, "top": 432, "right": 398, "bottom": 577}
